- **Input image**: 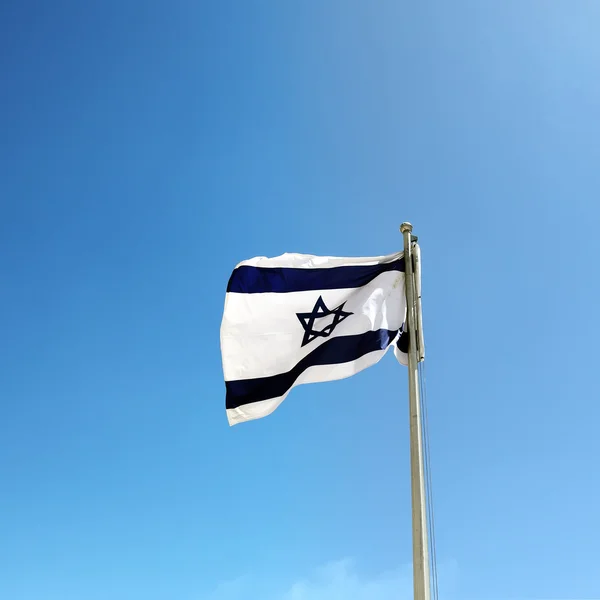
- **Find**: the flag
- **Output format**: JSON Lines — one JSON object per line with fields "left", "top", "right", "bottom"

{"left": 220, "top": 252, "right": 408, "bottom": 425}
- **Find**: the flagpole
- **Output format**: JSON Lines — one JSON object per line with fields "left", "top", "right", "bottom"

{"left": 401, "top": 222, "right": 431, "bottom": 600}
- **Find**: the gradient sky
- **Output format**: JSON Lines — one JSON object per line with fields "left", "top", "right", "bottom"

{"left": 1, "top": 2, "right": 599, "bottom": 599}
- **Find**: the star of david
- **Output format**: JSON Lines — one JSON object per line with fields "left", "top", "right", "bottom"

{"left": 296, "top": 296, "right": 353, "bottom": 347}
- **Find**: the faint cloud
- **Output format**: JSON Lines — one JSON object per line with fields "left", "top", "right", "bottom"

{"left": 208, "top": 557, "right": 458, "bottom": 600}
{"left": 282, "top": 558, "right": 412, "bottom": 600}
{"left": 207, "top": 574, "right": 251, "bottom": 600}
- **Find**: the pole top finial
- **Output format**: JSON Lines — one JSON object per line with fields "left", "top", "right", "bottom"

{"left": 400, "top": 222, "right": 413, "bottom": 234}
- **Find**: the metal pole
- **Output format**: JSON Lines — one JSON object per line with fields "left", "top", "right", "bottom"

{"left": 401, "top": 222, "right": 431, "bottom": 600}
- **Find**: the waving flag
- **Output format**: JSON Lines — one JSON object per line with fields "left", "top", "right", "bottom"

{"left": 220, "top": 252, "right": 408, "bottom": 425}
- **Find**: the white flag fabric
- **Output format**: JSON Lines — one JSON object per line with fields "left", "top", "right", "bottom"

{"left": 220, "top": 252, "right": 408, "bottom": 425}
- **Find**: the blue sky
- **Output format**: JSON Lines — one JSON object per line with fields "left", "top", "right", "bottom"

{"left": 1, "top": 1, "right": 599, "bottom": 598}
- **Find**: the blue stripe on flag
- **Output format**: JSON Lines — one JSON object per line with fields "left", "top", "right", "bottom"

{"left": 225, "top": 328, "right": 398, "bottom": 409}
{"left": 226, "top": 258, "right": 405, "bottom": 294}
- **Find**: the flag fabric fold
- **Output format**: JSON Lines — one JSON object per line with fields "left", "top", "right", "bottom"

{"left": 220, "top": 252, "right": 407, "bottom": 425}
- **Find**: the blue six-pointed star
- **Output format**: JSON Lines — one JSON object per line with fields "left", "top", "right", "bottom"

{"left": 296, "top": 296, "right": 353, "bottom": 347}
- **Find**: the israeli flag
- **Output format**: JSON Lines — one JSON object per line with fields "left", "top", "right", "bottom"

{"left": 221, "top": 252, "right": 408, "bottom": 425}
